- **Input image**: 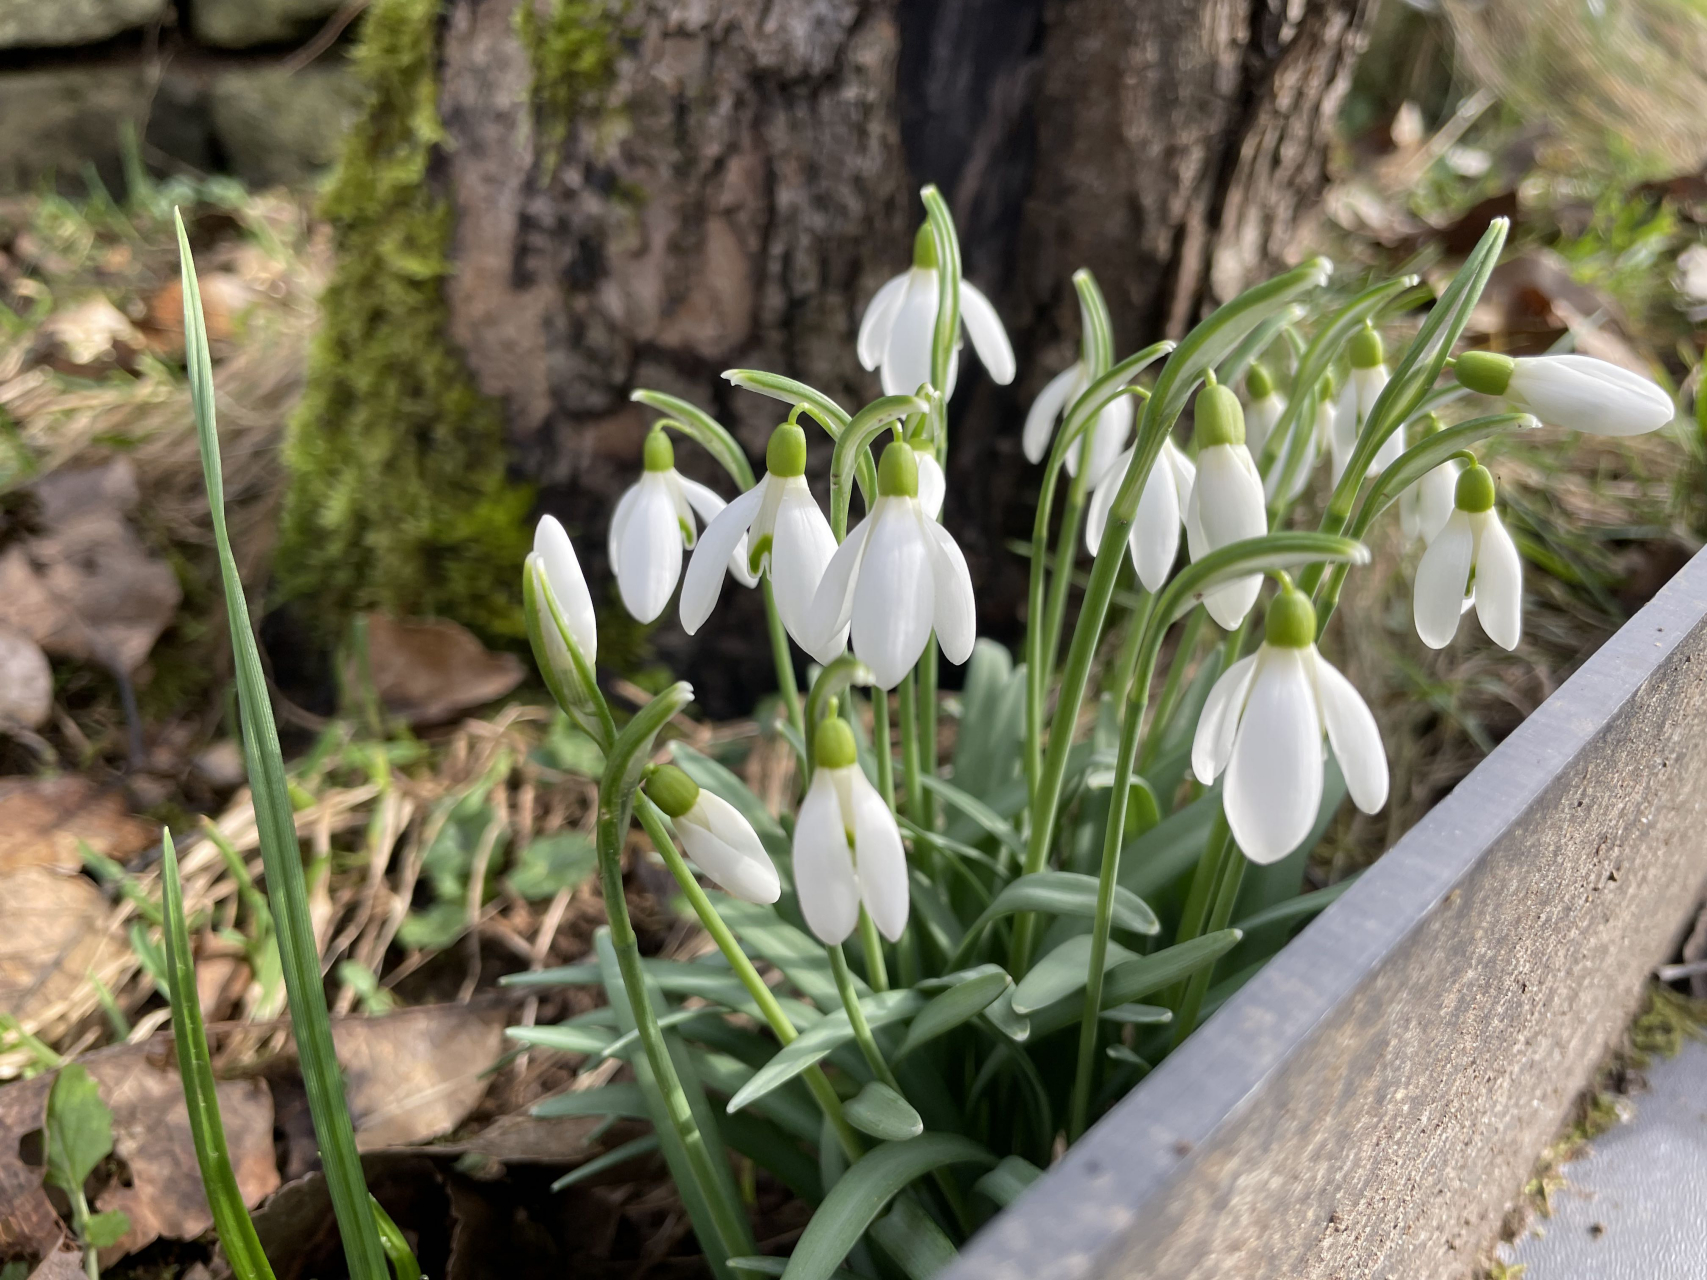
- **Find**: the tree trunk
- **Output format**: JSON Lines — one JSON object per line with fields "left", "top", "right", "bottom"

{"left": 293, "top": 0, "right": 1368, "bottom": 709}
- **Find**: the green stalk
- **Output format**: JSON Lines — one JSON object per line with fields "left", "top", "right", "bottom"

{"left": 917, "top": 635, "right": 939, "bottom": 830}
{"left": 1171, "top": 851, "right": 1249, "bottom": 1045}
{"left": 827, "top": 945, "right": 906, "bottom": 1098}
{"left": 1136, "top": 606, "right": 1207, "bottom": 772}
{"left": 635, "top": 799, "right": 862, "bottom": 1162}
{"left": 872, "top": 686, "right": 895, "bottom": 814}
{"left": 761, "top": 579, "right": 804, "bottom": 744}
{"left": 857, "top": 909, "right": 891, "bottom": 994}
{"left": 175, "top": 213, "right": 387, "bottom": 1280}
{"left": 897, "top": 673, "right": 926, "bottom": 826}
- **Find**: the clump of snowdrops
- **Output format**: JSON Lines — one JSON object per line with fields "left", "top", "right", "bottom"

{"left": 159, "top": 191, "right": 1673, "bottom": 1280}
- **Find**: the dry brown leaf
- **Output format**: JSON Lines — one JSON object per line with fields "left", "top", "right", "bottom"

{"left": 0, "top": 868, "right": 127, "bottom": 1027}
{"left": 34, "top": 297, "right": 143, "bottom": 376}
{"left": 0, "top": 1081, "right": 64, "bottom": 1262}
{"left": 0, "top": 461, "right": 181, "bottom": 675}
{"left": 335, "top": 1004, "right": 508, "bottom": 1149}
{"left": 351, "top": 614, "right": 525, "bottom": 728}
{"left": 0, "top": 775, "right": 155, "bottom": 874}
{"left": 26, "top": 1238, "right": 84, "bottom": 1280}
{"left": 0, "top": 626, "right": 51, "bottom": 731}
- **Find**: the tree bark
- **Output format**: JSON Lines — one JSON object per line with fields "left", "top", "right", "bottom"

{"left": 424, "top": 0, "right": 1368, "bottom": 706}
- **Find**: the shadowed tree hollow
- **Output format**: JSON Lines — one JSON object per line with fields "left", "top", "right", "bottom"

{"left": 279, "top": 0, "right": 1369, "bottom": 712}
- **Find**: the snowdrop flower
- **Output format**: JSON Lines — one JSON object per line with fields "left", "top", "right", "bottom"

{"left": 804, "top": 441, "right": 976, "bottom": 689}
{"left": 681, "top": 423, "right": 840, "bottom": 661}
{"left": 1260, "top": 374, "right": 1326, "bottom": 504}
{"left": 1185, "top": 378, "right": 1269, "bottom": 629}
{"left": 644, "top": 764, "right": 779, "bottom": 904}
{"left": 1398, "top": 416, "right": 1460, "bottom": 546}
{"left": 794, "top": 714, "right": 907, "bottom": 944}
{"left": 1454, "top": 351, "right": 1672, "bottom": 437}
{"left": 1022, "top": 361, "right": 1134, "bottom": 485}
{"left": 526, "top": 516, "right": 600, "bottom": 709}
{"left": 858, "top": 224, "right": 1016, "bottom": 398}
{"left": 1330, "top": 325, "right": 1402, "bottom": 482}
{"left": 1084, "top": 437, "right": 1195, "bottom": 591}
{"left": 1413, "top": 459, "right": 1522, "bottom": 651}
{"left": 1192, "top": 584, "right": 1388, "bottom": 864}
{"left": 1242, "top": 361, "right": 1287, "bottom": 458}
{"left": 912, "top": 439, "right": 946, "bottom": 519}
{"left": 609, "top": 429, "right": 751, "bottom": 624}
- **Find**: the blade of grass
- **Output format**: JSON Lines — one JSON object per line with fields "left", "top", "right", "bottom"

{"left": 176, "top": 211, "right": 386, "bottom": 1280}
{"left": 159, "top": 831, "right": 276, "bottom": 1280}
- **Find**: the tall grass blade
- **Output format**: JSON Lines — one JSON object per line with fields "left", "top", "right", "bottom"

{"left": 176, "top": 211, "right": 387, "bottom": 1280}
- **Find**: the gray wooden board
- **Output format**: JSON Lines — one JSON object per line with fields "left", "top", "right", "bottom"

{"left": 949, "top": 546, "right": 1707, "bottom": 1280}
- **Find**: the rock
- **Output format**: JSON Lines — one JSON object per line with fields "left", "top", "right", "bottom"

{"left": 0, "top": 0, "right": 165, "bottom": 49}
{"left": 0, "top": 68, "right": 152, "bottom": 194}
{"left": 207, "top": 65, "right": 361, "bottom": 189}
{"left": 191, "top": 0, "right": 342, "bottom": 48}
{"left": 0, "top": 626, "right": 51, "bottom": 730}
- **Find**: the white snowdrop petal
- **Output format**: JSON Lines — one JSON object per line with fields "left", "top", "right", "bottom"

{"left": 1509, "top": 355, "right": 1673, "bottom": 437}
{"left": 1418, "top": 461, "right": 1460, "bottom": 545}
{"left": 792, "top": 771, "right": 860, "bottom": 945}
{"left": 960, "top": 281, "right": 1016, "bottom": 386}
{"left": 1399, "top": 484, "right": 1421, "bottom": 544}
{"left": 677, "top": 476, "right": 751, "bottom": 582}
{"left": 1164, "top": 437, "right": 1197, "bottom": 505}
{"left": 680, "top": 794, "right": 780, "bottom": 904}
{"left": 1191, "top": 653, "right": 1258, "bottom": 785}
{"left": 916, "top": 452, "right": 946, "bottom": 520}
{"left": 803, "top": 514, "right": 874, "bottom": 662}
{"left": 768, "top": 478, "right": 840, "bottom": 648}
{"left": 1310, "top": 650, "right": 1388, "bottom": 815}
{"left": 679, "top": 481, "right": 766, "bottom": 635}
{"left": 1353, "top": 364, "right": 1388, "bottom": 423}
{"left": 1130, "top": 448, "right": 1183, "bottom": 592}
{"left": 1223, "top": 647, "right": 1323, "bottom": 865}
{"left": 534, "top": 515, "right": 597, "bottom": 662}
{"left": 607, "top": 484, "right": 639, "bottom": 580}
{"left": 1187, "top": 445, "right": 1267, "bottom": 630}
{"left": 1025, "top": 365, "right": 1082, "bottom": 465}
{"left": 616, "top": 475, "right": 684, "bottom": 624}
{"left": 1329, "top": 378, "right": 1359, "bottom": 482}
{"left": 881, "top": 271, "right": 939, "bottom": 398}
{"left": 1245, "top": 393, "right": 1284, "bottom": 458}
{"left": 1084, "top": 445, "right": 1130, "bottom": 554}
{"left": 1084, "top": 394, "right": 1135, "bottom": 489}
{"left": 848, "top": 769, "right": 910, "bottom": 942}
{"left": 851, "top": 503, "right": 934, "bottom": 689}
{"left": 1470, "top": 509, "right": 1524, "bottom": 651}
{"left": 1413, "top": 509, "right": 1474, "bottom": 649}
{"left": 857, "top": 272, "right": 910, "bottom": 372}
{"left": 1371, "top": 424, "right": 1405, "bottom": 475}
{"left": 923, "top": 516, "right": 978, "bottom": 666}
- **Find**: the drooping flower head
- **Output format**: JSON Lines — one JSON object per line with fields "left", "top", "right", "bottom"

{"left": 1331, "top": 324, "right": 1401, "bottom": 483}
{"left": 1192, "top": 584, "right": 1389, "bottom": 864}
{"left": 804, "top": 441, "right": 977, "bottom": 689}
{"left": 1185, "top": 377, "right": 1269, "bottom": 629}
{"left": 681, "top": 422, "right": 841, "bottom": 661}
{"left": 644, "top": 764, "right": 780, "bottom": 905}
{"left": 793, "top": 713, "right": 908, "bottom": 945}
{"left": 1412, "top": 460, "right": 1522, "bottom": 651}
{"left": 1454, "top": 351, "right": 1673, "bottom": 437}
{"left": 609, "top": 429, "right": 752, "bottom": 624}
{"left": 1085, "top": 437, "right": 1195, "bottom": 592}
{"left": 1242, "top": 360, "right": 1287, "bottom": 459}
{"left": 858, "top": 224, "right": 1016, "bottom": 399}
{"left": 1022, "top": 361, "right": 1134, "bottom": 486}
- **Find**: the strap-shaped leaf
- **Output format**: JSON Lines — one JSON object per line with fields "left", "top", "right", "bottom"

{"left": 952, "top": 872, "right": 1158, "bottom": 967}
{"left": 1010, "top": 935, "right": 1139, "bottom": 1016}
{"left": 1100, "top": 1003, "right": 1172, "bottom": 1026}
{"left": 159, "top": 831, "right": 277, "bottom": 1280}
{"left": 1355, "top": 412, "right": 1537, "bottom": 529}
{"left": 781, "top": 1135, "right": 996, "bottom": 1280}
{"left": 1153, "top": 532, "right": 1368, "bottom": 631}
{"left": 843, "top": 1082, "right": 923, "bottom": 1142}
{"left": 830, "top": 393, "right": 932, "bottom": 535}
{"left": 1216, "top": 307, "right": 1297, "bottom": 388}
{"left": 868, "top": 1194, "right": 958, "bottom": 1279}
{"left": 1235, "top": 874, "right": 1362, "bottom": 936}
{"left": 727, "top": 991, "right": 926, "bottom": 1114}
{"left": 1024, "top": 929, "right": 1244, "bottom": 1038}
{"left": 531, "top": 1083, "right": 649, "bottom": 1120}
{"left": 896, "top": 966, "right": 1012, "bottom": 1060}
{"left": 550, "top": 1134, "right": 662, "bottom": 1193}
{"left": 370, "top": 1197, "right": 423, "bottom": 1280}
{"left": 980, "top": 985, "right": 1030, "bottom": 1043}
{"left": 505, "top": 1023, "right": 617, "bottom": 1055}
{"left": 712, "top": 898, "right": 859, "bottom": 1010}
{"left": 721, "top": 371, "right": 851, "bottom": 431}
{"left": 1053, "top": 341, "right": 1174, "bottom": 461}
{"left": 973, "top": 1155, "right": 1043, "bottom": 1208}
{"left": 915, "top": 774, "right": 1025, "bottom": 856}
{"left": 631, "top": 389, "right": 755, "bottom": 488}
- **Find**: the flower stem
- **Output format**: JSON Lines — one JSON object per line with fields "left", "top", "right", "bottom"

{"left": 872, "top": 686, "right": 895, "bottom": 812}
{"left": 1136, "top": 606, "right": 1207, "bottom": 772}
{"left": 761, "top": 578, "right": 804, "bottom": 747}
{"left": 858, "top": 908, "right": 891, "bottom": 994}
{"left": 1171, "top": 847, "right": 1248, "bottom": 1046}
{"left": 596, "top": 802, "right": 753, "bottom": 1260}
{"left": 828, "top": 944, "right": 904, "bottom": 1095}
{"left": 897, "top": 671, "right": 926, "bottom": 826}
{"left": 917, "top": 635, "right": 939, "bottom": 829}
{"left": 635, "top": 798, "right": 862, "bottom": 1160}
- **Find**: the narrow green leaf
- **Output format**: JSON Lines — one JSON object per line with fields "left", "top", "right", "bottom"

{"left": 159, "top": 831, "right": 276, "bottom": 1280}
{"left": 531, "top": 1083, "right": 649, "bottom": 1120}
{"left": 631, "top": 390, "right": 755, "bottom": 488}
{"left": 721, "top": 371, "right": 851, "bottom": 431}
{"left": 712, "top": 898, "right": 856, "bottom": 1010}
{"left": 896, "top": 967, "right": 1012, "bottom": 1059}
{"left": 954, "top": 872, "right": 1158, "bottom": 966}
{"left": 1119, "top": 788, "right": 1220, "bottom": 900}
{"left": 1154, "top": 532, "right": 1368, "bottom": 629}
{"left": 972, "top": 1155, "right": 1043, "bottom": 1208}
{"left": 843, "top": 1082, "right": 923, "bottom": 1142}
{"left": 1234, "top": 875, "right": 1361, "bottom": 936}
{"left": 1099, "top": 1003, "right": 1172, "bottom": 1026}
{"left": 728, "top": 1259, "right": 863, "bottom": 1280}
{"left": 1356, "top": 412, "right": 1537, "bottom": 528}
{"left": 727, "top": 991, "right": 926, "bottom": 1114}
{"left": 915, "top": 774, "right": 1025, "bottom": 856}
{"left": 868, "top": 1195, "right": 958, "bottom": 1279}
{"left": 176, "top": 214, "right": 384, "bottom": 1280}
{"left": 782, "top": 1135, "right": 995, "bottom": 1280}
{"left": 1025, "top": 929, "right": 1244, "bottom": 1038}
{"left": 720, "top": 1110, "right": 824, "bottom": 1205}
{"left": 1010, "top": 935, "right": 1138, "bottom": 1016}
{"left": 549, "top": 1134, "right": 662, "bottom": 1192}
{"left": 505, "top": 1024, "right": 617, "bottom": 1055}
{"left": 369, "top": 1196, "right": 422, "bottom": 1280}
{"left": 980, "top": 986, "right": 1030, "bottom": 1043}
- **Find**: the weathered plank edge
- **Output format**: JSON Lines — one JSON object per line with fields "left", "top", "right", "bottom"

{"left": 951, "top": 545, "right": 1707, "bottom": 1280}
